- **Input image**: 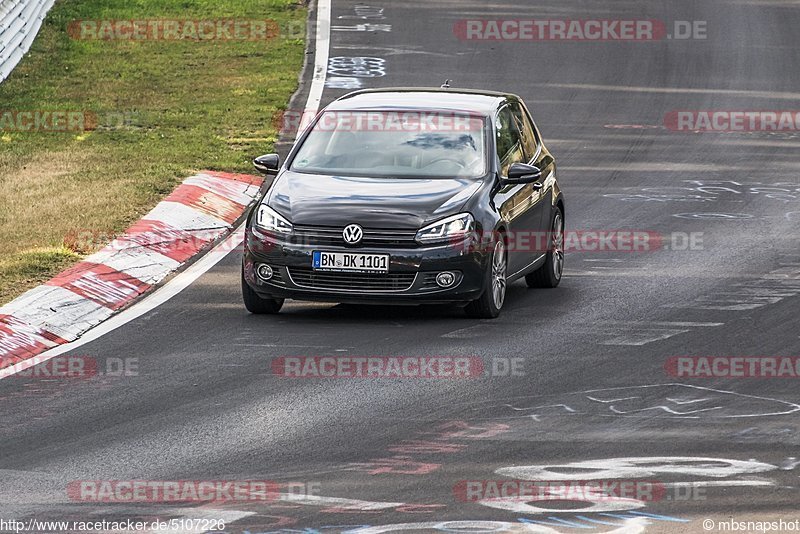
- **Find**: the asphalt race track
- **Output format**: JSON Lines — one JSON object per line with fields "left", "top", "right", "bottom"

{"left": 2, "top": 1, "right": 800, "bottom": 532}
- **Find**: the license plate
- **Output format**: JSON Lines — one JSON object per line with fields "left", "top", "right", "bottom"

{"left": 312, "top": 251, "right": 389, "bottom": 273}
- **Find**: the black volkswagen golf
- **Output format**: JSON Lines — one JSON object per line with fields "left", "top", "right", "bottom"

{"left": 242, "top": 88, "right": 564, "bottom": 318}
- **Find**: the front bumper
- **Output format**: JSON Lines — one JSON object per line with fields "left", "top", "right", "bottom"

{"left": 242, "top": 227, "right": 489, "bottom": 304}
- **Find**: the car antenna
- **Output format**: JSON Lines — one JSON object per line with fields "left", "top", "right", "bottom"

{"left": 440, "top": 79, "right": 452, "bottom": 89}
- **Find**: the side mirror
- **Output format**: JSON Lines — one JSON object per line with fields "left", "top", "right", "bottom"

{"left": 253, "top": 154, "right": 280, "bottom": 174}
{"left": 504, "top": 163, "right": 542, "bottom": 185}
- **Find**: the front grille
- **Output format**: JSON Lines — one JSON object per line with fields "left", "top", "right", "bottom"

{"left": 287, "top": 267, "right": 416, "bottom": 292}
{"left": 292, "top": 225, "right": 419, "bottom": 248}
{"left": 266, "top": 267, "right": 284, "bottom": 285}
{"left": 422, "top": 272, "right": 441, "bottom": 289}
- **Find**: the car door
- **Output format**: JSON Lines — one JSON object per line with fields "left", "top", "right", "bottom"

{"left": 493, "top": 104, "right": 544, "bottom": 275}
{"left": 512, "top": 102, "right": 555, "bottom": 242}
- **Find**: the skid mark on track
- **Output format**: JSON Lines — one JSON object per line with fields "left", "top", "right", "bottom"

{"left": 665, "top": 260, "right": 800, "bottom": 311}
{"left": 598, "top": 321, "right": 722, "bottom": 346}
{"left": 441, "top": 323, "right": 497, "bottom": 339}
{"left": 544, "top": 320, "right": 723, "bottom": 346}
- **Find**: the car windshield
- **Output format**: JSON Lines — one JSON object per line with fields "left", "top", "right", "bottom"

{"left": 290, "top": 110, "right": 488, "bottom": 178}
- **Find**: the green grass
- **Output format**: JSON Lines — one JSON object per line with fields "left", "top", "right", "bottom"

{"left": 0, "top": 0, "right": 306, "bottom": 305}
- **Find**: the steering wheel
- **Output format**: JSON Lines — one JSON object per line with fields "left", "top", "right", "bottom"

{"left": 425, "top": 157, "right": 465, "bottom": 169}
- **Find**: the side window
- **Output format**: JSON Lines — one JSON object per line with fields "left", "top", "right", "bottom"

{"left": 510, "top": 103, "right": 540, "bottom": 161}
{"left": 495, "top": 106, "right": 524, "bottom": 176}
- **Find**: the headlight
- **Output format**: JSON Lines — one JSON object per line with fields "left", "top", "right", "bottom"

{"left": 255, "top": 204, "right": 293, "bottom": 235}
{"left": 415, "top": 213, "right": 474, "bottom": 244}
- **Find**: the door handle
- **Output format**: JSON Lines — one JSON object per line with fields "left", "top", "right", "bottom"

{"left": 531, "top": 182, "right": 544, "bottom": 190}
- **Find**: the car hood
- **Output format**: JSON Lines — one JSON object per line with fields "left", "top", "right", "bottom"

{"left": 267, "top": 170, "right": 483, "bottom": 228}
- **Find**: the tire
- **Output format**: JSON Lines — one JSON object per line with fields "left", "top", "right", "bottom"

{"left": 465, "top": 239, "right": 507, "bottom": 319}
{"left": 242, "top": 267, "right": 284, "bottom": 314}
{"left": 526, "top": 206, "right": 564, "bottom": 288}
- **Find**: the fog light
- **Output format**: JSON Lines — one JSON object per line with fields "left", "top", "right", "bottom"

{"left": 257, "top": 264, "right": 274, "bottom": 281}
{"left": 436, "top": 271, "right": 456, "bottom": 288}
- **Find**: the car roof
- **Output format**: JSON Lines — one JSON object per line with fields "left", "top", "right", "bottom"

{"left": 326, "top": 88, "right": 518, "bottom": 116}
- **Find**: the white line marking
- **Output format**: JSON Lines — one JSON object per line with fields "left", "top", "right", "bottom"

{"left": 147, "top": 508, "right": 255, "bottom": 534}
{"left": 349, "top": 521, "right": 574, "bottom": 534}
{"left": 496, "top": 456, "right": 778, "bottom": 481}
{"left": 306, "top": 0, "right": 331, "bottom": 122}
{"left": 600, "top": 329, "right": 690, "bottom": 346}
{"left": 608, "top": 404, "right": 724, "bottom": 415}
{"left": 226, "top": 343, "right": 344, "bottom": 348}
{"left": 492, "top": 384, "right": 800, "bottom": 419}
{"left": 642, "top": 321, "right": 723, "bottom": 327}
{"left": 504, "top": 403, "right": 576, "bottom": 413}
{"left": 0, "top": 1, "right": 332, "bottom": 380}
{"left": 585, "top": 396, "right": 638, "bottom": 404}
{"left": 278, "top": 492, "right": 404, "bottom": 510}
{"left": 665, "top": 396, "right": 712, "bottom": 405}
{"left": 662, "top": 480, "right": 774, "bottom": 488}
{"left": 442, "top": 324, "right": 494, "bottom": 338}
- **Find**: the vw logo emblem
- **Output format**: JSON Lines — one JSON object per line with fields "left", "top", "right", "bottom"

{"left": 342, "top": 224, "right": 363, "bottom": 245}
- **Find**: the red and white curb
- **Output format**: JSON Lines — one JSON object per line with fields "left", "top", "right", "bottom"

{"left": 0, "top": 170, "right": 262, "bottom": 372}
